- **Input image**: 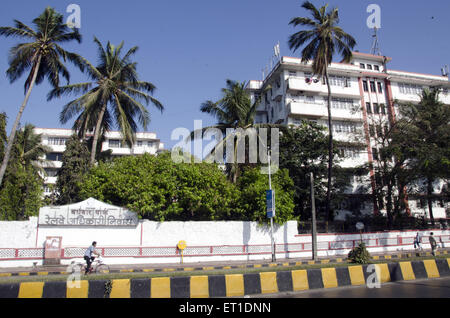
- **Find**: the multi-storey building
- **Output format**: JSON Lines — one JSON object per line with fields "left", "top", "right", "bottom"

{"left": 246, "top": 52, "right": 450, "bottom": 220}
{"left": 33, "top": 128, "right": 164, "bottom": 196}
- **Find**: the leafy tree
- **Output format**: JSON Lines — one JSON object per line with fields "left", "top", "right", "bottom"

{"left": 288, "top": 1, "right": 356, "bottom": 221}
{"left": 280, "top": 122, "right": 364, "bottom": 221}
{"left": 0, "top": 124, "right": 49, "bottom": 220}
{"left": 56, "top": 135, "right": 91, "bottom": 205}
{"left": 48, "top": 38, "right": 163, "bottom": 165}
{"left": 279, "top": 122, "right": 329, "bottom": 220}
{"left": 79, "top": 152, "right": 242, "bottom": 221}
{"left": 0, "top": 7, "right": 83, "bottom": 187}
{"left": 395, "top": 88, "right": 450, "bottom": 224}
{"left": 237, "top": 167, "right": 295, "bottom": 225}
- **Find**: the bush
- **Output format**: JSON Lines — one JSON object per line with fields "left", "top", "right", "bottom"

{"left": 348, "top": 242, "right": 371, "bottom": 264}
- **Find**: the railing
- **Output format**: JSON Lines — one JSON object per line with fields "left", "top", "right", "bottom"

{"left": 1, "top": 234, "right": 448, "bottom": 262}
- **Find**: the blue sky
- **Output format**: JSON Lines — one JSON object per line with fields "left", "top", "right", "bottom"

{"left": 0, "top": 0, "right": 449, "bottom": 149}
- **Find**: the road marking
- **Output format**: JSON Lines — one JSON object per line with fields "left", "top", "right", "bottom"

{"left": 423, "top": 260, "right": 440, "bottom": 278}
{"left": 348, "top": 265, "right": 365, "bottom": 286}
{"left": 151, "top": 277, "right": 171, "bottom": 298}
{"left": 321, "top": 268, "right": 338, "bottom": 288}
{"left": 190, "top": 276, "right": 209, "bottom": 298}
{"left": 110, "top": 279, "right": 131, "bottom": 298}
{"left": 399, "top": 262, "right": 416, "bottom": 281}
{"left": 67, "top": 280, "right": 89, "bottom": 298}
{"left": 291, "top": 270, "right": 309, "bottom": 291}
{"left": 260, "top": 272, "right": 278, "bottom": 294}
{"left": 375, "top": 264, "right": 391, "bottom": 283}
{"left": 18, "top": 282, "right": 44, "bottom": 298}
{"left": 225, "top": 274, "right": 244, "bottom": 297}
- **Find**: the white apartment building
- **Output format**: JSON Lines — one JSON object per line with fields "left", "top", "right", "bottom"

{"left": 246, "top": 51, "right": 450, "bottom": 220}
{"left": 33, "top": 128, "right": 164, "bottom": 195}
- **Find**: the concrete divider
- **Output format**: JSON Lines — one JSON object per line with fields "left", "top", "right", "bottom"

{"left": 1, "top": 258, "right": 449, "bottom": 298}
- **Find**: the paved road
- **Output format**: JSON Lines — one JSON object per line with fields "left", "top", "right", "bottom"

{"left": 249, "top": 277, "right": 450, "bottom": 298}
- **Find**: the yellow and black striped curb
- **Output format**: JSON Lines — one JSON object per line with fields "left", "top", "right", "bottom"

{"left": 0, "top": 258, "right": 448, "bottom": 298}
{"left": 1, "top": 250, "right": 447, "bottom": 277}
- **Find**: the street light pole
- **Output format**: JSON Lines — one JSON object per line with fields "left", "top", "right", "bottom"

{"left": 310, "top": 172, "right": 317, "bottom": 261}
{"left": 268, "top": 150, "right": 275, "bottom": 262}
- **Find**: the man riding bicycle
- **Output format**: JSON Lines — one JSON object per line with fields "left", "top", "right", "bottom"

{"left": 84, "top": 241, "right": 100, "bottom": 274}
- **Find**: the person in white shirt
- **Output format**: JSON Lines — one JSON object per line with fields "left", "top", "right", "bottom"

{"left": 84, "top": 241, "right": 100, "bottom": 274}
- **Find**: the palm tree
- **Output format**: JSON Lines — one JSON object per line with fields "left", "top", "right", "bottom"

{"left": 0, "top": 7, "right": 83, "bottom": 187}
{"left": 397, "top": 88, "right": 450, "bottom": 225}
{"left": 13, "top": 124, "right": 51, "bottom": 169}
{"left": 197, "top": 79, "right": 278, "bottom": 183}
{"left": 288, "top": 1, "right": 356, "bottom": 222}
{"left": 48, "top": 37, "right": 164, "bottom": 165}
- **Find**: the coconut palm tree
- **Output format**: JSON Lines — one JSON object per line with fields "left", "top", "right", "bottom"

{"left": 196, "top": 79, "right": 279, "bottom": 183}
{"left": 288, "top": 1, "right": 356, "bottom": 222}
{"left": 48, "top": 37, "right": 164, "bottom": 165}
{"left": 0, "top": 7, "right": 83, "bottom": 187}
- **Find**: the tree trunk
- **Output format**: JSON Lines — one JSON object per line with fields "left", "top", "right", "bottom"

{"left": 427, "top": 177, "right": 435, "bottom": 226}
{"left": 0, "top": 55, "right": 42, "bottom": 187}
{"left": 90, "top": 103, "right": 107, "bottom": 166}
{"left": 325, "top": 66, "right": 333, "bottom": 226}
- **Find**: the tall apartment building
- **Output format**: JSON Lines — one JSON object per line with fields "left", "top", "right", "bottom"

{"left": 246, "top": 52, "right": 450, "bottom": 220}
{"left": 34, "top": 128, "right": 164, "bottom": 195}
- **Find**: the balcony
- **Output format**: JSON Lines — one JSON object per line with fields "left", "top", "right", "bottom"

{"left": 286, "top": 77, "right": 361, "bottom": 98}
{"left": 288, "top": 101, "right": 363, "bottom": 121}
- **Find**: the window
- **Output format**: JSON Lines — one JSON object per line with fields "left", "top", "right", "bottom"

{"left": 44, "top": 169, "right": 58, "bottom": 177}
{"left": 366, "top": 102, "right": 372, "bottom": 114}
{"left": 147, "top": 141, "right": 156, "bottom": 147}
{"left": 109, "top": 140, "right": 121, "bottom": 148}
{"left": 380, "top": 104, "right": 386, "bottom": 115}
{"left": 372, "top": 148, "right": 379, "bottom": 161}
{"left": 399, "top": 83, "right": 423, "bottom": 95}
{"left": 370, "top": 81, "right": 376, "bottom": 92}
{"left": 305, "top": 95, "right": 315, "bottom": 103}
{"left": 330, "top": 98, "right": 354, "bottom": 110}
{"left": 48, "top": 137, "right": 68, "bottom": 146}
{"left": 377, "top": 82, "right": 383, "bottom": 93}
{"left": 137, "top": 141, "right": 143, "bottom": 147}
{"left": 367, "top": 64, "right": 373, "bottom": 70}
{"left": 369, "top": 125, "right": 375, "bottom": 137}
{"left": 289, "top": 70, "right": 297, "bottom": 77}
{"left": 374, "top": 65, "right": 380, "bottom": 71}
{"left": 329, "top": 75, "right": 351, "bottom": 88}
{"left": 360, "top": 63, "right": 366, "bottom": 69}
{"left": 333, "top": 121, "right": 358, "bottom": 133}
{"left": 46, "top": 153, "right": 63, "bottom": 161}
{"left": 373, "top": 103, "right": 379, "bottom": 114}
{"left": 363, "top": 80, "right": 369, "bottom": 92}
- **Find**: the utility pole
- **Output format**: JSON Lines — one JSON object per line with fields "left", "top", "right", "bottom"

{"left": 268, "top": 150, "right": 276, "bottom": 262}
{"left": 310, "top": 172, "right": 317, "bottom": 261}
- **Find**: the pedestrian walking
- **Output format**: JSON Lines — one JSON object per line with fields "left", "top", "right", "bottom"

{"left": 429, "top": 232, "right": 437, "bottom": 256}
{"left": 414, "top": 232, "right": 423, "bottom": 251}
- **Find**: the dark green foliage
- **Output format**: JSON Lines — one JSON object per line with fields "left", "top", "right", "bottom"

{"left": 56, "top": 135, "right": 91, "bottom": 205}
{"left": 348, "top": 242, "right": 371, "bottom": 264}
{"left": 0, "top": 124, "right": 49, "bottom": 220}
{"left": 79, "top": 152, "right": 295, "bottom": 223}
{"left": 237, "top": 167, "right": 296, "bottom": 225}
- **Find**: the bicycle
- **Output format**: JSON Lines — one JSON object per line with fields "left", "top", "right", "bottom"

{"left": 70, "top": 256, "right": 110, "bottom": 275}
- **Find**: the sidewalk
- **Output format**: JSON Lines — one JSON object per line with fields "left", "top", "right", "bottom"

{"left": 1, "top": 247, "right": 448, "bottom": 277}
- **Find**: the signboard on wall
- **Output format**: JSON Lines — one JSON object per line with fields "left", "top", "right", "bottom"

{"left": 44, "top": 236, "right": 62, "bottom": 265}
{"left": 38, "top": 198, "right": 139, "bottom": 227}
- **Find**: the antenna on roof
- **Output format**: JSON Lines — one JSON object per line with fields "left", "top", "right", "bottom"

{"left": 370, "top": 27, "right": 381, "bottom": 56}
{"left": 441, "top": 65, "right": 449, "bottom": 78}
